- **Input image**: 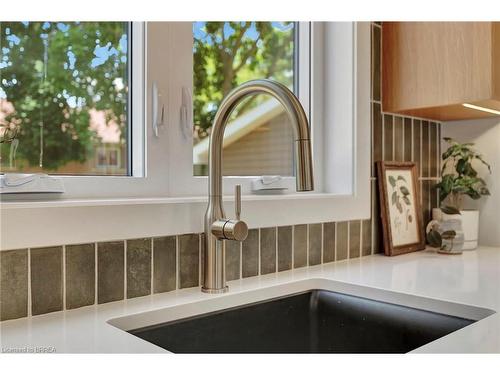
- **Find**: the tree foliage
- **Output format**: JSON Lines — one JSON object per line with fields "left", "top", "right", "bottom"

{"left": 0, "top": 22, "right": 294, "bottom": 172}
{"left": 193, "top": 22, "right": 294, "bottom": 141}
{"left": 0, "top": 22, "right": 128, "bottom": 171}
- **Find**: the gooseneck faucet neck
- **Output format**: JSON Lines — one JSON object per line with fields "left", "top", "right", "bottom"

{"left": 202, "top": 79, "right": 314, "bottom": 294}
{"left": 209, "top": 79, "right": 314, "bottom": 198}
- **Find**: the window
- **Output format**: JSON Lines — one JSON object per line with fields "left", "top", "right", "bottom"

{"left": 0, "top": 22, "right": 130, "bottom": 176}
{"left": 192, "top": 22, "right": 296, "bottom": 177}
{"left": 1, "top": 22, "right": 369, "bottom": 206}
{"left": 3, "top": 22, "right": 372, "bottom": 250}
{"left": 165, "top": 22, "right": 311, "bottom": 196}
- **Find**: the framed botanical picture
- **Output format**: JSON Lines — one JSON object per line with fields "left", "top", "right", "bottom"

{"left": 376, "top": 161, "right": 426, "bottom": 256}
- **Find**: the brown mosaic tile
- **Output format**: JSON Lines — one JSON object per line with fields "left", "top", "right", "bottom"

{"left": 430, "top": 122, "right": 439, "bottom": 177}
{"left": 361, "top": 219, "right": 372, "bottom": 256}
{"left": 200, "top": 233, "right": 205, "bottom": 284}
{"left": 260, "top": 227, "right": 277, "bottom": 275}
{"left": 422, "top": 180, "right": 432, "bottom": 226}
{"left": 323, "top": 222, "right": 335, "bottom": 263}
{"left": 422, "top": 121, "right": 430, "bottom": 177}
{"left": 431, "top": 181, "right": 439, "bottom": 214}
{"left": 372, "top": 180, "right": 382, "bottom": 254}
{"left": 403, "top": 118, "right": 413, "bottom": 162}
{"left": 383, "top": 114, "right": 394, "bottom": 161}
{"left": 277, "top": 226, "right": 292, "bottom": 272}
{"left": 126, "top": 238, "right": 151, "bottom": 298}
{"left": 413, "top": 119, "right": 422, "bottom": 175}
{"left": 242, "top": 229, "right": 259, "bottom": 278}
{"left": 225, "top": 240, "right": 240, "bottom": 281}
{"left": 97, "top": 241, "right": 124, "bottom": 304}
{"left": 66, "top": 244, "right": 95, "bottom": 310}
{"left": 371, "top": 24, "right": 381, "bottom": 101}
{"left": 293, "top": 224, "right": 307, "bottom": 268}
{"left": 438, "top": 123, "right": 442, "bottom": 166}
{"left": 336, "top": 222, "right": 349, "bottom": 261}
{"left": 372, "top": 102, "right": 383, "bottom": 176}
{"left": 178, "top": 234, "right": 199, "bottom": 289}
{"left": 153, "top": 236, "right": 176, "bottom": 294}
{"left": 394, "top": 117, "right": 404, "bottom": 161}
{"left": 1, "top": 249, "right": 28, "bottom": 321}
{"left": 31, "top": 246, "right": 63, "bottom": 315}
{"left": 308, "top": 224, "right": 322, "bottom": 266}
{"left": 349, "top": 221, "right": 361, "bottom": 259}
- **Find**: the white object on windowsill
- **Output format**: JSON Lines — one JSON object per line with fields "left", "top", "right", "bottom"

{"left": 432, "top": 208, "right": 479, "bottom": 250}
{"left": 0, "top": 173, "right": 65, "bottom": 194}
{"left": 251, "top": 176, "right": 288, "bottom": 192}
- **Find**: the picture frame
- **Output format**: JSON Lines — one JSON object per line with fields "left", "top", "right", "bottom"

{"left": 376, "top": 161, "right": 426, "bottom": 256}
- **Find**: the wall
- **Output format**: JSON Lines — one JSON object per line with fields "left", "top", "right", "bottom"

{"left": 222, "top": 111, "right": 294, "bottom": 176}
{"left": 0, "top": 22, "right": 441, "bottom": 322}
{"left": 442, "top": 118, "right": 500, "bottom": 246}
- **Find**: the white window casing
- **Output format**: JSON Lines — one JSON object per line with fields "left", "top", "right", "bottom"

{"left": 0, "top": 22, "right": 371, "bottom": 250}
{"left": 166, "top": 22, "right": 312, "bottom": 197}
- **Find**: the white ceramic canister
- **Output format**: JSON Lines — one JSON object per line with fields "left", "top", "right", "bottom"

{"left": 432, "top": 208, "right": 479, "bottom": 250}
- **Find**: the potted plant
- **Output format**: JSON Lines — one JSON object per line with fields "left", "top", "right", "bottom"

{"left": 431, "top": 137, "right": 491, "bottom": 250}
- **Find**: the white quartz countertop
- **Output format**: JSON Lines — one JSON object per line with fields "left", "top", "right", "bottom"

{"left": 1, "top": 246, "right": 500, "bottom": 353}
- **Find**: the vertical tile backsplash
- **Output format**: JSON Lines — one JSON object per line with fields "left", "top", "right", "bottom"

{"left": 126, "top": 238, "right": 152, "bottom": 299}
{"left": 153, "top": 236, "right": 176, "bottom": 293}
{"left": 178, "top": 234, "right": 200, "bottom": 289}
{"left": 30, "top": 246, "right": 63, "bottom": 316}
{"left": 349, "top": 221, "right": 361, "bottom": 259}
{"left": 65, "top": 244, "right": 95, "bottom": 310}
{"left": 0, "top": 22, "right": 442, "bottom": 322}
{"left": 260, "top": 227, "right": 277, "bottom": 275}
{"left": 242, "top": 229, "right": 259, "bottom": 278}
{"left": 293, "top": 224, "right": 307, "bottom": 268}
{"left": 277, "top": 226, "right": 292, "bottom": 272}
{"left": 0, "top": 249, "right": 28, "bottom": 321}
{"left": 97, "top": 241, "right": 124, "bottom": 304}
{"left": 225, "top": 240, "right": 241, "bottom": 281}
{"left": 308, "top": 224, "right": 322, "bottom": 266}
{"left": 361, "top": 220, "right": 372, "bottom": 257}
{"left": 323, "top": 222, "right": 335, "bottom": 263}
{"left": 336, "top": 222, "right": 349, "bottom": 261}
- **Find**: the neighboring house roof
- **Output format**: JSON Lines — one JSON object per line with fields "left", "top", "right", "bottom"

{"left": 193, "top": 99, "right": 285, "bottom": 164}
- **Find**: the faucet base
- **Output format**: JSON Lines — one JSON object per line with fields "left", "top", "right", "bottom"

{"left": 201, "top": 286, "right": 229, "bottom": 294}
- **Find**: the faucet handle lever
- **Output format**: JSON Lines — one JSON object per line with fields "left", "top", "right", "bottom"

{"left": 235, "top": 184, "right": 241, "bottom": 220}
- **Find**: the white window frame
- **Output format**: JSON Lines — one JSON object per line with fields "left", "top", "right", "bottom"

{"left": 166, "top": 22, "right": 314, "bottom": 197}
{"left": 1, "top": 22, "right": 152, "bottom": 199}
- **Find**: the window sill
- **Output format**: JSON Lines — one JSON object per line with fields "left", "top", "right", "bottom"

{"left": 1, "top": 192, "right": 348, "bottom": 210}
{"left": 0, "top": 191, "right": 370, "bottom": 251}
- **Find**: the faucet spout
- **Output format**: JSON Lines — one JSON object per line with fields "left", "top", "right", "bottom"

{"left": 202, "top": 79, "right": 314, "bottom": 294}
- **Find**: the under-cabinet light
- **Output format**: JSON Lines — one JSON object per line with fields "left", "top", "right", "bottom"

{"left": 462, "top": 103, "right": 500, "bottom": 116}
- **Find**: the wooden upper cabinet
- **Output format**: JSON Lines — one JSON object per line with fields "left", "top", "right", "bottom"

{"left": 382, "top": 22, "right": 500, "bottom": 121}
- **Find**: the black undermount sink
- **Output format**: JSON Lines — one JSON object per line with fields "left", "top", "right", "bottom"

{"left": 128, "top": 289, "right": 476, "bottom": 353}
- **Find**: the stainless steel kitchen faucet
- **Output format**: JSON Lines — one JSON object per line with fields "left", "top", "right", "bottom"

{"left": 202, "top": 79, "right": 314, "bottom": 293}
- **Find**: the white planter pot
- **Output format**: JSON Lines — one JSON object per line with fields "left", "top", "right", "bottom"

{"left": 432, "top": 208, "right": 479, "bottom": 250}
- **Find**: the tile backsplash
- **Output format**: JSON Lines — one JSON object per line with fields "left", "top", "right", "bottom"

{"left": 0, "top": 22, "right": 442, "bottom": 322}
{"left": 1, "top": 221, "right": 370, "bottom": 321}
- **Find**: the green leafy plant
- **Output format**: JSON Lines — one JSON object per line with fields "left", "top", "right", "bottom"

{"left": 426, "top": 225, "right": 458, "bottom": 250}
{"left": 435, "top": 137, "right": 491, "bottom": 214}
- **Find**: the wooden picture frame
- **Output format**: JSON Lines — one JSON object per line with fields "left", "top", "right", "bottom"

{"left": 376, "top": 161, "right": 426, "bottom": 256}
